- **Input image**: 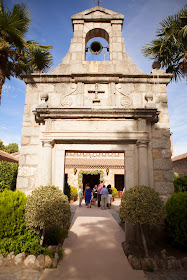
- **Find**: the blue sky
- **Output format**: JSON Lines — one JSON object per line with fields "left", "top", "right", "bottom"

{"left": 0, "top": 0, "right": 186, "bottom": 157}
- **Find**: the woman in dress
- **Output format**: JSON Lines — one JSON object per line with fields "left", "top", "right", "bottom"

{"left": 85, "top": 183, "right": 92, "bottom": 208}
{"left": 107, "top": 184, "right": 113, "bottom": 209}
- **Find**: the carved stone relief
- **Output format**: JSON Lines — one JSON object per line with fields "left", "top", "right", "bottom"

{"left": 61, "top": 83, "right": 77, "bottom": 107}
{"left": 115, "top": 84, "right": 133, "bottom": 107}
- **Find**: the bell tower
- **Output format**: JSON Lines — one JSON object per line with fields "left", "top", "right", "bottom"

{"left": 53, "top": 6, "right": 143, "bottom": 75}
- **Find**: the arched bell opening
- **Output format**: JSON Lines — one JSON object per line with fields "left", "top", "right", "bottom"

{"left": 85, "top": 28, "right": 110, "bottom": 61}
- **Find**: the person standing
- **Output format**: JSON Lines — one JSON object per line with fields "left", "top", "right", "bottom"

{"left": 92, "top": 184, "right": 98, "bottom": 206}
{"left": 85, "top": 183, "right": 92, "bottom": 208}
{"left": 100, "top": 185, "right": 108, "bottom": 210}
{"left": 78, "top": 186, "right": 83, "bottom": 207}
{"left": 97, "top": 182, "right": 103, "bottom": 207}
{"left": 107, "top": 184, "right": 113, "bottom": 209}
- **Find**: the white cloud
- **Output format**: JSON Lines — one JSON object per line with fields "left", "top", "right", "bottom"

{"left": 0, "top": 126, "right": 8, "bottom": 130}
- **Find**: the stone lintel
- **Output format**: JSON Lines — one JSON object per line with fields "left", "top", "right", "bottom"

{"left": 41, "top": 131, "right": 148, "bottom": 144}
{"left": 21, "top": 73, "right": 173, "bottom": 85}
{"left": 33, "top": 108, "right": 159, "bottom": 123}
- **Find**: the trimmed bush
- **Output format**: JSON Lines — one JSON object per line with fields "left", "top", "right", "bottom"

{"left": 0, "top": 190, "right": 27, "bottom": 238}
{"left": 166, "top": 192, "right": 187, "bottom": 249}
{"left": 119, "top": 186, "right": 166, "bottom": 257}
{"left": 111, "top": 187, "right": 118, "bottom": 198}
{"left": 44, "top": 226, "right": 68, "bottom": 246}
{"left": 0, "top": 190, "right": 42, "bottom": 256}
{"left": 70, "top": 186, "right": 77, "bottom": 200}
{"left": 64, "top": 182, "right": 70, "bottom": 201}
{"left": 119, "top": 186, "right": 166, "bottom": 226}
{"left": 0, "top": 161, "right": 18, "bottom": 191}
{"left": 25, "top": 185, "right": 71, "bottom": 244}
{"left": 173, "top": 176, "right": 187, "bottom": 193}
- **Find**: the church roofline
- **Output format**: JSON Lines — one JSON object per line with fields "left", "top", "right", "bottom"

{"left": 71, "top": 6, "right": 124, "bottom": 22}
{"left": 21, "top": 72, "right": 173, "bottom": 85}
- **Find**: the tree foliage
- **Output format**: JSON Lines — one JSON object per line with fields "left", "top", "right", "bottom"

{"left": 0, "top": 0, "right": 53, "bottom": 101}
{"left": 166, "top": 192, "right": 187, "bottom": 249}
{"left": 25, "top": 186, "right": 71, "bottom": 244}
{"left": 0, "top": 161, "right": 18, "bottom": 191}
{"left": 174, "top": 175, "right": 187, "bottom": 193}
{"left": 142, "top": 5, "right": 187, "bottom": 81}
{"left": 0, "top": 139, "right": 19, "bottom": 153}
{"left": 119, "top": 186, "right": 166, "bottom": 257}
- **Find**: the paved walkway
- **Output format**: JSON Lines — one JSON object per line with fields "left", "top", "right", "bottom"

{"left": 40, "top": 203, "right": 146, "bottom": 280}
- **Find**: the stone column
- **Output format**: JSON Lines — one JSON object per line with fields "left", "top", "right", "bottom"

{"left": 136, "top": 140, "right": 149, "bottom": 186}
{"left": 55, "top": 147, "right": 66, "bottom": 192}
{"left": 42, "top": 141, "right": 53, "bottom": 186}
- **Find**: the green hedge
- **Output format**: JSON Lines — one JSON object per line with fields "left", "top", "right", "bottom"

{"left": 166, "top": 192, "right": 187, "bottom": 249}
{"left": 173, "top": 176, "right": 187, "bottom": 193}
{"left": 0, "top": 161, "right": 18, "bottom": 191}
{"left": 0, "top": 190, "right": 43, "bottom": 256}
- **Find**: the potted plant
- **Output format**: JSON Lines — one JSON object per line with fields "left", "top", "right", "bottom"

{"left": 111, "top": 187, "right": 117, "bottom": 202}
{"left": 70, "top": 186, "right": 77, "bottom": 202}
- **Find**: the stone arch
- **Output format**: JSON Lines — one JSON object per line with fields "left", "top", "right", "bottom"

{"left": 85, "top": 28, "right": 109, "bottom": 45}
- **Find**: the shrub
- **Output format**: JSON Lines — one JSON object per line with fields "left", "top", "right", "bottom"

{"left": 165, "top": 192, "right": 187, "bottom": 249}
{"left": 0, "top": 161, "right": 18, "bottom": 191}
{"left": 64, "top": 182, "right": 70, "bottom": 201}
{"left": 119, "top": 186, "right": 166, "bottom": 257}
{"left": 173, "top": 176, "right": 187, "bottom": 193}
{"left": 25, "top": 185, "right": 71, "bottom": 245}
{"left": 0, "top": 190, "right": 27, "bottom": 238}
{"left": 70, "top": 186, "right": 77, "bottom": 200}
{"left": 44, "top": 226, "right": 68, "bottom": 246}
{"left": 111, "top": 187, "right": 117, "bottom": 198}
{"left": 0, "top": 230, "right": 42, "bottom": 256}
{"left": 0, "top": 189, "right": 43, "bottom": 256}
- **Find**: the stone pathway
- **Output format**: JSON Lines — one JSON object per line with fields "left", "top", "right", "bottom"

{"left": 1, "top": 200, "right": 186, "bottom": 280}
{"left": 0, "top": 267, "right": 42, "bottom": 280}
{"left": 40, "top": 204, "right": 145, "bottom": 280}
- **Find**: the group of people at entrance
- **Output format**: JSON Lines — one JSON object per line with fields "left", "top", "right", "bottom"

{"left": 78, "top": 183, "right": 113, "bottom": 210}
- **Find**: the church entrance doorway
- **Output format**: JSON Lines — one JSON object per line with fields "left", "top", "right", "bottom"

{"left": 83, "top": 174, "right": 100, "bottom": 192}
{"left": 115, "top": 174, "right": 124, "bottom": 198}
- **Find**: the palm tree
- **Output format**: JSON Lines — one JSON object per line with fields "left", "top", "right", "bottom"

{"left": 0, "top": 0, "right": 53, "bottom": 102}
{"left": 142, "top": 5, "right": 187, "bottom": 81}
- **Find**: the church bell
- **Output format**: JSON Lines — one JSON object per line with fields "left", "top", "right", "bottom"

{"left": 89, "top": 41, "right": 103, "bottom": 55}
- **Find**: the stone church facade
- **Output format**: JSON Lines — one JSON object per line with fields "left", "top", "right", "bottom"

{"left": 17, "top": 6, "right": 174, "bottom": 201}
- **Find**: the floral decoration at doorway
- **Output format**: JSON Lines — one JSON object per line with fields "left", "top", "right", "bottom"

{"left": 78, "top": 170, "right": 104, "bottom": 187}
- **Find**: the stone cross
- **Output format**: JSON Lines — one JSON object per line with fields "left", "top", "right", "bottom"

{"left": 94, "top": 0, "right": 103, "bottom": 6}
{"left": 88, "top": 83, "right": 105, "bottom": 103}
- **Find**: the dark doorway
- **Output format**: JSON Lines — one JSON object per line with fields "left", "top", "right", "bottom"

{"left": 115, "top": 174, "right": 124, "bottom": 198}
{"left": 83, "top": 174, "right": 100, "bottom": 191}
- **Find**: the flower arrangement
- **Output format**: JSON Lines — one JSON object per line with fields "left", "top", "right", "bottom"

{"left": 78, "top": 170, "right": 104, "bottom": 187}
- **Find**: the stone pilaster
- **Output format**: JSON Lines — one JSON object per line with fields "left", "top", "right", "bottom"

{"left": 42, "top": 141, "right": 53, "bottom": 186}
{"left": 137, "top": 140, "right": 149, "bottom": 186}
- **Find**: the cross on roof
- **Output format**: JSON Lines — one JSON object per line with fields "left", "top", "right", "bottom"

{"left": 94, "top": 0, "right": 103, "bottom": 6}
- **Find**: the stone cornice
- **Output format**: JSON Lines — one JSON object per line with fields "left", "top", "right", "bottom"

{"left": 21, "top": 73, "right": 173, "bottom": 85}
{"left": 33, "top": 108, "right": 159, "bottom": 123}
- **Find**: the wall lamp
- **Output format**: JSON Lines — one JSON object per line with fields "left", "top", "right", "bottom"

{"left": 106, "top": 168, "right": 109, "bottom": 176}
{"left": 74, "top": 168, "right": 77, "bottom": 175}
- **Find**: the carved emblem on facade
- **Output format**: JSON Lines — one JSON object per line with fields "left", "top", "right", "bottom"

{"left": 116, "top": 84, "right": 133, "bottom": 107}
{"left": 61, "top": 83, "right": 77, "bottom": 107}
